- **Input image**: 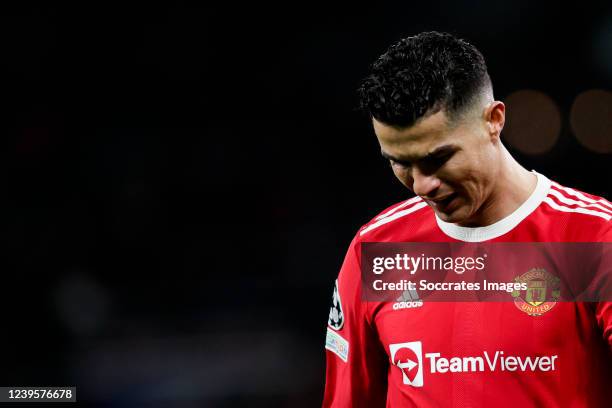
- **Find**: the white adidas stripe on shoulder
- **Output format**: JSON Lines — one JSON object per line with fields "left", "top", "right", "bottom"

{"left": 542, "top": 196, "right": 611, "bottom": 221}
{"left": 551, "top": 182, "right": 612, "bottom": 210}
{"left": 360, "top": 201, "right": 428, "bottom": 236}
{"left": 374, "top": 196, "right": 423, "bottom": 221}
{"left": 548, "top": 187, "right": 612, "bottom": 215}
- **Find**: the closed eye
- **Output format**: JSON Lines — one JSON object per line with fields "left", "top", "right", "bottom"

{"left": 420, "top": 150, "right": 456, "bottom": 173}
{"left": 425, "top": 151, "right": 452, "bottom": 166}
{"left": 381, "top": 145, "right": 458, "bottom": 172}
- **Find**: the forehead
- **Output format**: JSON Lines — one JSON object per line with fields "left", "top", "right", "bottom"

{"left": 373, "top": 111, "right": 456, "bottom": 159}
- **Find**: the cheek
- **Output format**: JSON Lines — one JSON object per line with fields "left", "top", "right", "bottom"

{"left": 437, "top": 161, "right": 469, "bottom": 187}
{"left": 458, "top": 170, "right": 492, "bottom": 204}
{"left": 440, "top": 163, "right": 484, "bottom": 197}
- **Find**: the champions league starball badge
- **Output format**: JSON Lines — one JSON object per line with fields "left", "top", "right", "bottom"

{"left": 511, "top": 268, "right": 561, "bottom": 316}
{"left": 328, "top": 279, "right": 344, "bottom": 330}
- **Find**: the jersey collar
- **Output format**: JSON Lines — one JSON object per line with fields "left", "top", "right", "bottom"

{"left": 435, "top": 171, "right": 551, "bottom": 242}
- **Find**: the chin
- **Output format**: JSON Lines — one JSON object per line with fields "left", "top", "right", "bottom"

{"left": 435, "top": 206, "right": 471, "bottom": 224}
{"left": 436, "top": 211, "right": 459, "bottom": 223}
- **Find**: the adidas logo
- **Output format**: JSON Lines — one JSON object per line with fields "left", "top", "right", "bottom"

{"left": 392, "top": 289, "right": 424, "bottom": 310}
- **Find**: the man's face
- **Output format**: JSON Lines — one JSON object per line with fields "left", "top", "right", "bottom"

{"left": 373, "top": 109, "right": 499, "bottom": 226}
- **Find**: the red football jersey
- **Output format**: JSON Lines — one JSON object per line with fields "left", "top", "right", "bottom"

{"left": 323, "top": 172, "right": 612, "bottom": 407}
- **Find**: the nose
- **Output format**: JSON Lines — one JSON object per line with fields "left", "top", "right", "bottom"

{"left": 412, "top": 168, "right": 441, "bottom": 198}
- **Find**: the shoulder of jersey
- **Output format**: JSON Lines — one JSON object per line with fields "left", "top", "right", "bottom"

{"left": 357, "top": 196, "right": 430, "bottom": 239}
{"left": 541, "top": 180, "right": 612, "bottom": 235}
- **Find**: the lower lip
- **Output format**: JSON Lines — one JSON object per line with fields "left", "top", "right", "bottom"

{"left": 432, "top": 194, "right": 458, "bottom": 212}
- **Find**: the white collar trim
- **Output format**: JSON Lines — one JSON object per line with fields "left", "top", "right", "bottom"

{"left": 435, "top": 171, "right": 551, "bottom": 242}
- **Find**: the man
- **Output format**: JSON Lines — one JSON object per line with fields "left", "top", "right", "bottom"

{"left": 323, "top": 32, "right": 611, "bottom": 407}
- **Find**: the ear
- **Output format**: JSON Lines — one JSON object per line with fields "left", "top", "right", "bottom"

{"left": 484, "top": 101, "right": 505, "bottom": 141}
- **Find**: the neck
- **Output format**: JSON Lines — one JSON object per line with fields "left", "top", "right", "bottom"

{"left": 460, "top": 145, "right": 537, "bottom": 227}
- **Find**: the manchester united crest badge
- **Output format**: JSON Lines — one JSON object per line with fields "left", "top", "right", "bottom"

{"left": 511, "top": 268, "right": 561, "bottom": 316}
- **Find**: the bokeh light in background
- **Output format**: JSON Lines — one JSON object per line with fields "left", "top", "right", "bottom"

{"left": 570, "top": 89, "right": 612, "bottom": 153}
{"left": 502, "top": 90, "right": 561, "bottom": 155}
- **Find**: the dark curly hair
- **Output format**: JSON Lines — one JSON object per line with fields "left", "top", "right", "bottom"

{"left": 358, "top": 31, "right": 492, "bottom": 127}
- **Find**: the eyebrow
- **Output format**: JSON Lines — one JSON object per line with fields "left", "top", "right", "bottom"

{"left": 381, "top": 144, "right": 458, "bottom": 165}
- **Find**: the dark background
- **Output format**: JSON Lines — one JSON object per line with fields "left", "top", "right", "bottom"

{"left": 4, "top": 2, "right": 612, "bottom": 407}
